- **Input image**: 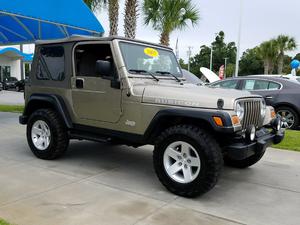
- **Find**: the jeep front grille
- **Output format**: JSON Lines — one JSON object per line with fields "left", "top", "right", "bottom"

{"left": 240, "top": 99, "right": 262, "bottom": 130}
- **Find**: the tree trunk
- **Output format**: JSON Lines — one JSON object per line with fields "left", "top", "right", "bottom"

{"left": 264, "top": 60, "right": 269, "bottom": 74}
{"left": 160, "top": 30, "right": 170, "bottom": 46}
{"left": 269, "top": 58, "right": 275, "bottom": 74}
{"left": 109, "top": 0, "right": 119, "bottom": 36}
{"left": 124, "top": 0, "right": 138, "bottom": 39}
{"left": 277, "top": 53, "right": 284, "bottom": 74}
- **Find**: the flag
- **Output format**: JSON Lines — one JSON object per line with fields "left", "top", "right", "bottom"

{"left": 219, "top": 65, "right": 225, "bottom": 80}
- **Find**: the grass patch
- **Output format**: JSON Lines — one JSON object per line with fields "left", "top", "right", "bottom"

{"left": 0, "top": 218, "right": 13, "bottom": 225}
{"left": 0, "top": 105, "right": 24, "bottom": 113}
{"left": 273, "top": 130, "right": 300, "bottom": 152}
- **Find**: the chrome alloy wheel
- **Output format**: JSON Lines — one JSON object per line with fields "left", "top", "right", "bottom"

{"left": 31, "top": 120, "right": 51, "bottom": 150}
{"left": 277, "top": 110, "right": 295, "bottom": 128}
{"left": 163, "top": 141, "right": 201, "bottom": 184}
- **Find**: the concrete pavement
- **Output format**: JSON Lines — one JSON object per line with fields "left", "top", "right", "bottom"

{"left": 0, "top": 91, "right": 24, "bottom": 105}
{"left": 0, "top": 112, "right": 299, "bottom": 225}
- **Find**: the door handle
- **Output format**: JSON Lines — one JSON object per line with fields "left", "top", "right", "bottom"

{"left": 265, "top": 96, "right": 273, "bottom": 99}
{"left": 76, "top": 78, "right": 84, "bottom": 89}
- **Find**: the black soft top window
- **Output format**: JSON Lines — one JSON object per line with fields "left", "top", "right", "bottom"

{"left": 37, "top": 46, "right": 65, "bottom": 81}
{"left": 75, "top": 44, "right": 114, "bottom": 78}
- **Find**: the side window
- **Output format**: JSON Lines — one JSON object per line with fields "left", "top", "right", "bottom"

{"left": 268, "top": 82, "right": 281, "bottom": 90}
{"left": 243, "top": 80, "right": 269, "bottom": 90}
{"left": 37, "top": 46, "right": 65, "bottom": 81}
{"left": 75, "top": 44, "right": 114, "bottom": 78}
{"left": 214, "top": 80, "right": 239, "bottom": 89}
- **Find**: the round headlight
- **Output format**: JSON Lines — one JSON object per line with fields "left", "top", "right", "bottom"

{"left": 236, "top": 102, "right": 244, "bottom": 120}
{"left": 261, "top": 99, "right": 266, "bottom": 118}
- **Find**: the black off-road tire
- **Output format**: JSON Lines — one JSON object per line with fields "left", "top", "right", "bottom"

{"left": 224, "top": 150, "right": 266, "bottom": 169}
{"left": 27, "top": 108, "right": 69, "bottom": 160}
{"left": 153, "top": 125, "right": 223, "bottom": 198}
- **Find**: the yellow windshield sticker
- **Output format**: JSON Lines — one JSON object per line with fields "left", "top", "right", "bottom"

{"left": 144, "top": 48, "right": 159, "bottom": 57}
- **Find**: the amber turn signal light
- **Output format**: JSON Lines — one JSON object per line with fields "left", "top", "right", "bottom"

{"left": 231, "top": 115, "right": 240, "bottom": 126}
{"left": 213, "top": 116, "right": 224, "bottom": 127}
{"left": 271, "top": 110, "right": 276, "bottom": 119}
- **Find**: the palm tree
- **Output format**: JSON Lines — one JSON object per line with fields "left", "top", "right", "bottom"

{"left": 84, "top": 0, "right": 119, "bottom": 36}
{"left": 143, "top": 0, "right": 200, "bottom": 46}
{"left": 276, "top": 35, "right": 297, "bottom": 74}
{"left": 124, "top": 0, "right": 138, "bottom": 39}
{"left": 84, "top": 0, "right": 104, "bottom": 10}
{"left": 258, "top": 40, "right": 278, "bottom": 74}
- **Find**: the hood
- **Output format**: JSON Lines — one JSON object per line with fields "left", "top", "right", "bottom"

{"left": 140, "top": 83, "right": 260, "bottom": 110}
{"left": 200, "top": 67, "right": 220, "bottom": 83}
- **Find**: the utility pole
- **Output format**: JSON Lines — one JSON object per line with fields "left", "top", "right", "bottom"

{"left": 224, "top": 57, "right": 228, "bottom": 78}
{"left": 210, "top": 47, "right": 213, "bottom": 71}
{"left": 187, "top": 46, "right": 193, "bottom": 72}
{"left": 235, "top": 0, "right": 243, "bottom": 77}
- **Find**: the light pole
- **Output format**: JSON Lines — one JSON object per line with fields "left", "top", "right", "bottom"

{"left": 210, "top": 47, "right": 213, "bottom": 71}
{"left": 234, "top": 0, "right": 243, "bottom": 77}
{"left": 187, "top": 46, "right": 193, "bottom": 72}
{"left": 224, "top": 57, "right": 228, "bottom": 78}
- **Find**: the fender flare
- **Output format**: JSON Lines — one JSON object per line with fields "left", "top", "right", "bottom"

{"left": 143, "top": 108, "right": 235, "bottom": 141}
{"left": 21, "top": 93, "right": 73, "bottom": 128}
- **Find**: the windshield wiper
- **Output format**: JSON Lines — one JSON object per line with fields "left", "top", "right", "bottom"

{"left": 155, "top": 71, "right": 181, "bottom": 82}
{"left": 129, "top": 69, "right": 159, "bottom": 82}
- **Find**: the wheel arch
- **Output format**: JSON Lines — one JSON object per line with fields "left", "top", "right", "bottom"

{"left": 274, "top": 102, "right": 300, "bottom": 117}
{"left": 21, "top": 94, "right": 73, "bottom": 128}
{"left": 143, "top": 109, "right": 233, "bottom": 144}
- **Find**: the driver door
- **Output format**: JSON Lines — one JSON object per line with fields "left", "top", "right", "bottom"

{"left": 71, "top": 43, "right": 121, "bottom": 123}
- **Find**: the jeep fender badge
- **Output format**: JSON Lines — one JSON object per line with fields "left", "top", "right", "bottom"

{"left": 125, "top": 120, "right": 136, "bottom": 127}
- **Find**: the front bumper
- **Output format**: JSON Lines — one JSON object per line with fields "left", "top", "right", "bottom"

{"left": 19, "top": 115, "right": 28, "bottom": 125}
{"left": 225, "top": 128, "right": 285, "bottom": 160}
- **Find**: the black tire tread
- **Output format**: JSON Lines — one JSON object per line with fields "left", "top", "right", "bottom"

{"left": 27, "top": 108, "right": 69, "bottom": 160}
{"left": 224, "top": 150, "right": 265, "bottom": 169}
{"left": 153, "top": 124, "right": 223, "bottom": 197}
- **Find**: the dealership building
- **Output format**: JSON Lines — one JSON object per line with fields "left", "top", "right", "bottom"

{"left": 0, "top": 47, "right": 33, "bottom": 82}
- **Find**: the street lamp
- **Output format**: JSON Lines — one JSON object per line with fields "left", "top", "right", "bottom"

{"left": 224, "top": 57, "right": 228, "bottom": 78}
{"left": 234, "top": 0, "right": 243, "bottom": 77}
{"left": 210, "top": 46, "right": 213, "bottom": 71}
{"left": 187, "top": 46, "right": 193, "bottom": 72}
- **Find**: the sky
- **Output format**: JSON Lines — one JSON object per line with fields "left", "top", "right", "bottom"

{"left": 96, "top": 0, "right": 300, "bottom": 62}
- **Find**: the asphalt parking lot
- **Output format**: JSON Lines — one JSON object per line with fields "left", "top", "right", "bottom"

{"left": 0, "top": 112, "right": 299, "bottom": 225}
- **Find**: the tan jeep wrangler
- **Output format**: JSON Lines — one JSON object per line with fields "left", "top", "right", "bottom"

{"left": 20, "top": 36, "right": 284, "bottom": 197}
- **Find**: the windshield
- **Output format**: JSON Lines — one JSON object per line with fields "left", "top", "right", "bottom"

{"left": 182, "top": 69, "right": 204, "bottom": 85}
{"left": 119, "top": 42, "right": 182, "bottom": 77}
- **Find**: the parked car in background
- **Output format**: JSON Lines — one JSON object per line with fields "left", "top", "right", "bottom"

{"left": 259, "top": 74, "right": 300, "bottom": 83}
{"left": 210, "top": 76, "right": 300, "bottom": 129}
{"left": 0, "top": 82, "right": 3, "bottom": 91}
{"left": 3, "top": 77, "right": 18, "bottom": 90}
{"left": 15, "top": 79, "right": 25, "bottom": 92}
{"left": 182, "top": 69, "right": 204, "bottom": 85}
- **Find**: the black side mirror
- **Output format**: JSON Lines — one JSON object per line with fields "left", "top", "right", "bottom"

{"left": 96, "top": 60, "right": 112, "bottom": 77}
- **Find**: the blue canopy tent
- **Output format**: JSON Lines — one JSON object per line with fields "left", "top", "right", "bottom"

{"left": 0, "top": 47, "right": 33, "bottom": 61}
{"left": 0, "top": 0, "right": 104, "bottom": 45}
